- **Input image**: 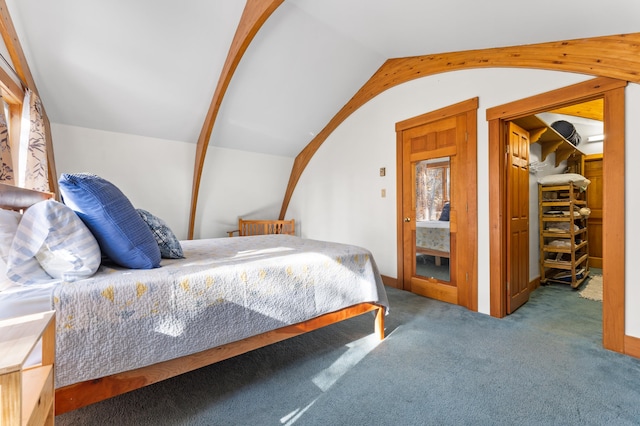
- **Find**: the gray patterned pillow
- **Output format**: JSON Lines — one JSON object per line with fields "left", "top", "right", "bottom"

{"left": 136, "top": 209, "right": 184, "bottom": 259}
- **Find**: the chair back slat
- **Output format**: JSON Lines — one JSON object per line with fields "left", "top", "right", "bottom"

{"left": 231, "top": 219, "right": 295, "bottom": 237}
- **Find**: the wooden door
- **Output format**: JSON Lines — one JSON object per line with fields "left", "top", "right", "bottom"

{"left": 402, "top": 117, "right": 465, "bottom": 303}
{"left": 584, "top": 155, "right": 603, "bottom": 269}
{"left": 401, "top": 116, "right": 459, "bottom": 304}
{"left": 396, "top": 98, "right": 477, "bottom": 310}
{"left": 506, "top": 122, "right": 530, "bottom": 313}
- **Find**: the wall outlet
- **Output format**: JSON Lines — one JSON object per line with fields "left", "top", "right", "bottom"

{"left": 380, "top": 167, "right": 386, "bottom": 177}
{"left": 381, "top": 188, "right": 386, "bottom": 198}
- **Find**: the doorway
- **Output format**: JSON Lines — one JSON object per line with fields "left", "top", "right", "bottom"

{"left": 396, "top": 98, "right": 478, "bottom": 311}
{"left": 502, "top": 107, "right": 602, "bottom": 314}
{"left": 487, "top": 77, "right": 626, "bottom": 353}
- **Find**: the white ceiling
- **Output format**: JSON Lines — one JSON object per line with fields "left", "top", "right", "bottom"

{"left": 6, "top": 0, "right": 640, "bottom": 157}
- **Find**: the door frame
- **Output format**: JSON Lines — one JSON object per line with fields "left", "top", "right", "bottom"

{"left": 486, "top": 77, "right": 627, "bottom": 353}
{"left": 396, "top": 98, "right": 478, "bottom": 311}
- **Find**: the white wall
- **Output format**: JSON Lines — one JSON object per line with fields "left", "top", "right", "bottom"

{"left": 195, "top": 146, "right": 294, "bottom": 238}
{"left": 287, "top": 68, "right": 640, "bottom": 338}
{"left": 51, "top": 123, "right": 294, "bottom": 240}
{"left": 52, "top": 124, "right": 194, "bottom": 239}
{"left": 626, "top": 83, "right": 640, "bottom": 337}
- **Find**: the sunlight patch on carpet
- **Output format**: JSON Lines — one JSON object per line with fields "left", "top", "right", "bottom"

{"left": 579, "top": 274, "right": 602, "bottom": 301}
{"left": 312, "top": 334, "right": 380, "bottom": 392}
{"left": 280, "top": 334, "right": 380, "bottom": 425}
{"left": 280, "top": 399, "right": 317, "bottom": 425}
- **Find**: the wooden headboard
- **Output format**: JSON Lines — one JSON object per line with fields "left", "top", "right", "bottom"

{"left": 0, "top": 183, "right": 53, "bottom": 211}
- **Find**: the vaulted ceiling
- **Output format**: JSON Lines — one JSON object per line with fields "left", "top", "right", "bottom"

{"left": 7, "top": 0, "right": 640, "bottom": 158}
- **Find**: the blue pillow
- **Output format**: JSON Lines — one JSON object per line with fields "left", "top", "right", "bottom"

{"left": 439, "top": 202, "right": 450, "bottom": 221}
{"left": 137, "top": 209, "right": 184, "bottom": 259}
{"left": 58, "top": 173, "right": 161, "bottom": 269}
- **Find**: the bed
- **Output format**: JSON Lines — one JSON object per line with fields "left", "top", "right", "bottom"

{"left": 415, "top": 220, "right": 450, "bottom": 266}
{"left": 0, "top": 181, "right": 388, "bottom": 415}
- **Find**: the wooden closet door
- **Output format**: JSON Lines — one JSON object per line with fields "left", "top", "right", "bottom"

{"left": 506, "top": 122, "right": 530, "bottom": 314}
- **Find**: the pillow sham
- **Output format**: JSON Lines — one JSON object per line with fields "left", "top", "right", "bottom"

{"left": 6, "top": 199, "right": 101, "bottom": 284}
{"left": 58, "top": 173, "right": 161, "bottom": 269}
{"left": 0, "top": 260, "right": 12, "bottom": 291}
{"left": 0, "top": 208, "right": 22, "bottom": 291}
{"left": 137, "top": 209, "right": 184, "bottom": 259}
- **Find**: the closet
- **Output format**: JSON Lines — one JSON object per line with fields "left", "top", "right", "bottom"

{"left": 512, "top": 112, "right": 596, "bottom": 289}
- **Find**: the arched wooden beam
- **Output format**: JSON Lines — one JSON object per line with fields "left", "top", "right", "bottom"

{"left": 278, "top": 32, "right": 640, "bottom": 219}
{"left": 188, "top": 0, "right": 284, "bottom": 239}
{"left": 0, "top": 0, "right": 59, "bottom": 197}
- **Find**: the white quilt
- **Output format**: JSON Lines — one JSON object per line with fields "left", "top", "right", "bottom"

{"left": 51, "top": 235, "right": 388, "bottom": 388}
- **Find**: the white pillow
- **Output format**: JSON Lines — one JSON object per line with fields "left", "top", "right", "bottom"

{"left": 0, "top": 208, "right": 22, "bottom": 291}
{"left": 7, "top": 200, "right": 101, "bottom": 284}
{"left": 537, "top": 173, "right": 591, "bottom": 190}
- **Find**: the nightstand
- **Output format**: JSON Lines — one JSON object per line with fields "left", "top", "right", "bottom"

{"left": 0, "top": 311, "right": 55, "bottom": 425}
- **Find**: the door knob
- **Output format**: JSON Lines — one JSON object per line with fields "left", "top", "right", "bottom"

{"left": 404, "top": 217, "right": 411, "bottom": 222}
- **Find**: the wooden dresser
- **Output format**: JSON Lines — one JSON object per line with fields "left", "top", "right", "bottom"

{"left": 0, "top": 311, "right": 55, "bottom": 425}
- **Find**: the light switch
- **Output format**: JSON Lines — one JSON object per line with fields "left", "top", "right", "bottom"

{"left": 380, "top": 167, "right": 386, "bottom": 177}
{"left": 381, "top": 189, "right": 386, "bottom": 198}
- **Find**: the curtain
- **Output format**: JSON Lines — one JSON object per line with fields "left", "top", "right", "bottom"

{"left": 415, "top": 161, "right": 446, "bottom": 221}
{"left": 20, "top": 89, "right": 48, "bottom": 192}
{"left": 0, "top": 94, "right": 14, "bottom": 184}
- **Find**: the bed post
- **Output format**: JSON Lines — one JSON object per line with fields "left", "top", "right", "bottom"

{"left": 375, "top": 306, "right": 385, "bottom": 340}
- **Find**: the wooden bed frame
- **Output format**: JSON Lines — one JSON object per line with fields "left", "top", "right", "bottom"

{"left": 0, "top": 183, "right": 53, "bottom": 209}
{"left": 0, "top": 184, "right": 385, "bottom": 415}
{"left": 416, "top": 246, "right": 450, "bottom": 267}
{"left": 56, "top": 303, "right": 384, "bottom": 414}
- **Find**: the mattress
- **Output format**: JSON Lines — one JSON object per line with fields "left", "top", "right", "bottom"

{"left": 416, "top": 220, "right": 450, "bottom": 253}
{"left": 0, "top": 282, "right": 56, "bottom": 321}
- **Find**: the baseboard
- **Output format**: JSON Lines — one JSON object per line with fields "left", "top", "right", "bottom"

{"left": 383, "top": 276, "right": 540, "bottom": 294}
{"left": 529, "top": 276, "right": 541, "bottom": 292}
{"left": 381, "top": 275, "right": 399, "bottom": 288}
{"left": 624, "top": 335, "right": 640, "bottom": 359}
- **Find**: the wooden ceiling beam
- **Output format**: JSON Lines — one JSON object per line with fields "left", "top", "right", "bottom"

{"left": 549, "top": 99, "right": 604, "bottom": 121}
{"left": 188, "top": 0, "right": 284, "bottom": 239}
{"left": 278, "top": 33, "right": 640, "bottom": 219}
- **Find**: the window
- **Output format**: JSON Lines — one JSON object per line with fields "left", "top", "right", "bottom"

{"left": 415, "top": 159, "right": 450, "bottom": 221}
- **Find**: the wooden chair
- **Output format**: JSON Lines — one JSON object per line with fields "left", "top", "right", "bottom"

{"left": 228, "top": 219, "right": 295, "bottom": 237}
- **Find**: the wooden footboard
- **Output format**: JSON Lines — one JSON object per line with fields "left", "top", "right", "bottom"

{"left": 55, "top": 302, "right": 385, "bottom": 415}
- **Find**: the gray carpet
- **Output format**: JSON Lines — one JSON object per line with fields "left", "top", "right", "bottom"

{"left": 56, "top": 284, "right": 640, "bottom": 425}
